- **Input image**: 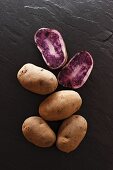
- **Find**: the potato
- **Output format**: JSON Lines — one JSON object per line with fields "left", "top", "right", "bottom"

{"left": 17, "top": 63, "right": 58, "bottom": 95}
{"left": 39, "top": 90, "right": 82, "bottom": 121}
{"left": 58, "top": 51, "right": 93, "bottom": 89}
{"left": 22, "top": 116, "right": 56, "bottom": 147}
{"left": 34, "top": 28, "right": 68, "bottom": 69}
{"left": 56, "top": 115, "right": 87, "bottom": 153}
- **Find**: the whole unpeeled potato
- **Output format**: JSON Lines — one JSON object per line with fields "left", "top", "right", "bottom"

{"left": 56, "top": 115, "right": 87, "bottom": 153}
{"left": 17, "top": 63, "right": 58, "bottom": 95}
{"left": 22, "top": 116, "right": 56, "bottom": 147}
{"left": 39, "top": 90, "right": 82, "bottom": 121}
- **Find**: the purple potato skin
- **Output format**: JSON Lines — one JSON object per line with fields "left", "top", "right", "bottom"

{"left": 58, "top": 51, "right": 93, "bottom": 89}
{"left": 34, "top": 28, "right": 68, "bottom": 70}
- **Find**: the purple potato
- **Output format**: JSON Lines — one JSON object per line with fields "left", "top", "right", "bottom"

{"left": 34, "top": 28, "right": 68, "bottom": 69}
{"left": 58, "top": 51, "right": 93, "bottom": 89}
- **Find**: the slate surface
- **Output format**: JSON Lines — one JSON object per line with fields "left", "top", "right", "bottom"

{"left": 0, "top": 0, "right": 113, "bottom": 169}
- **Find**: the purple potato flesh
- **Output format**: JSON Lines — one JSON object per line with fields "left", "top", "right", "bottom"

{"left": 58, "top": 51, "right": 93, "bottom": 89}
{"left": 34, "top": 28, "right": 68, "bottom": 69}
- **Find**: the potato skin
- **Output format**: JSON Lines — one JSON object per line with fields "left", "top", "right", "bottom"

{"left": 22, "top": 116, "right": 56, "bottom": 147}
{"left": 56, "top": 115, "right": 87, "bottom": 153}
{"left": 39, "top": 90, "right": 82, "bottom": 121}
{"left": 17, "top": 63, "right": 58, "bottom": 95}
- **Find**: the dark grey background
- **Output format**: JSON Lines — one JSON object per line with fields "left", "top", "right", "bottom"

{"left": 0, "top": 0, "right": 113, "bottom": 169}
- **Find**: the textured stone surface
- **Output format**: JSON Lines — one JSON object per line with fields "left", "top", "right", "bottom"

{"left": 0, "top": 0, "right": 113, "bottom": 169}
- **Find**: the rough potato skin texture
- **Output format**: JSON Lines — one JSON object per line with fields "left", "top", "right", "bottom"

{"left": 39, "top": 90, "right": 82, "bottom": 121}
{"left": 56, "top": 115, "right": 87, "bottom": 153}
{"left": 17, "top": 63, "right": 58, "bottom": 95}
{"left": 22, "top": 116, "right": 56, "bottom": 147}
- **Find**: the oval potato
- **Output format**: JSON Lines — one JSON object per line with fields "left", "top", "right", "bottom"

{"left": 17, "top": 63, "right": 58, "bottom": 95}
{"left": 39, "top": 90, "right": 82, "bottom": 121}
{"left": 56, "top": 115, "right": 87, "bottom": 153}
{"left": 22, "top": 116, "right": 56, "bottom": 147}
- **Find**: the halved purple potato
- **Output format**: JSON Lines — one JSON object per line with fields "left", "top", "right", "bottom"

{"left": 58, "top": 51, "right": 93, "bottom": 89}
{"left": 34, "top": 28, "right": 68, "bottom": 69}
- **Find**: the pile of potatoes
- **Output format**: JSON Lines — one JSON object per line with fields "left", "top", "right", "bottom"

{"left": 17, "top": 63, "right": 87, "bottom": 153}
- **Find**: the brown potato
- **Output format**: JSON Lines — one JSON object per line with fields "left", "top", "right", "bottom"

{"left": 39, "top": 90, "right": 82, "bottom": 121}
{"left": 56, "top": 115, "right": 87, "bottom": 153}
{"left": 17, "top": 63, "right": 58, "bottom": 95}
{"left": 22, "top": 116, "right": 56, "bottom": 147}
